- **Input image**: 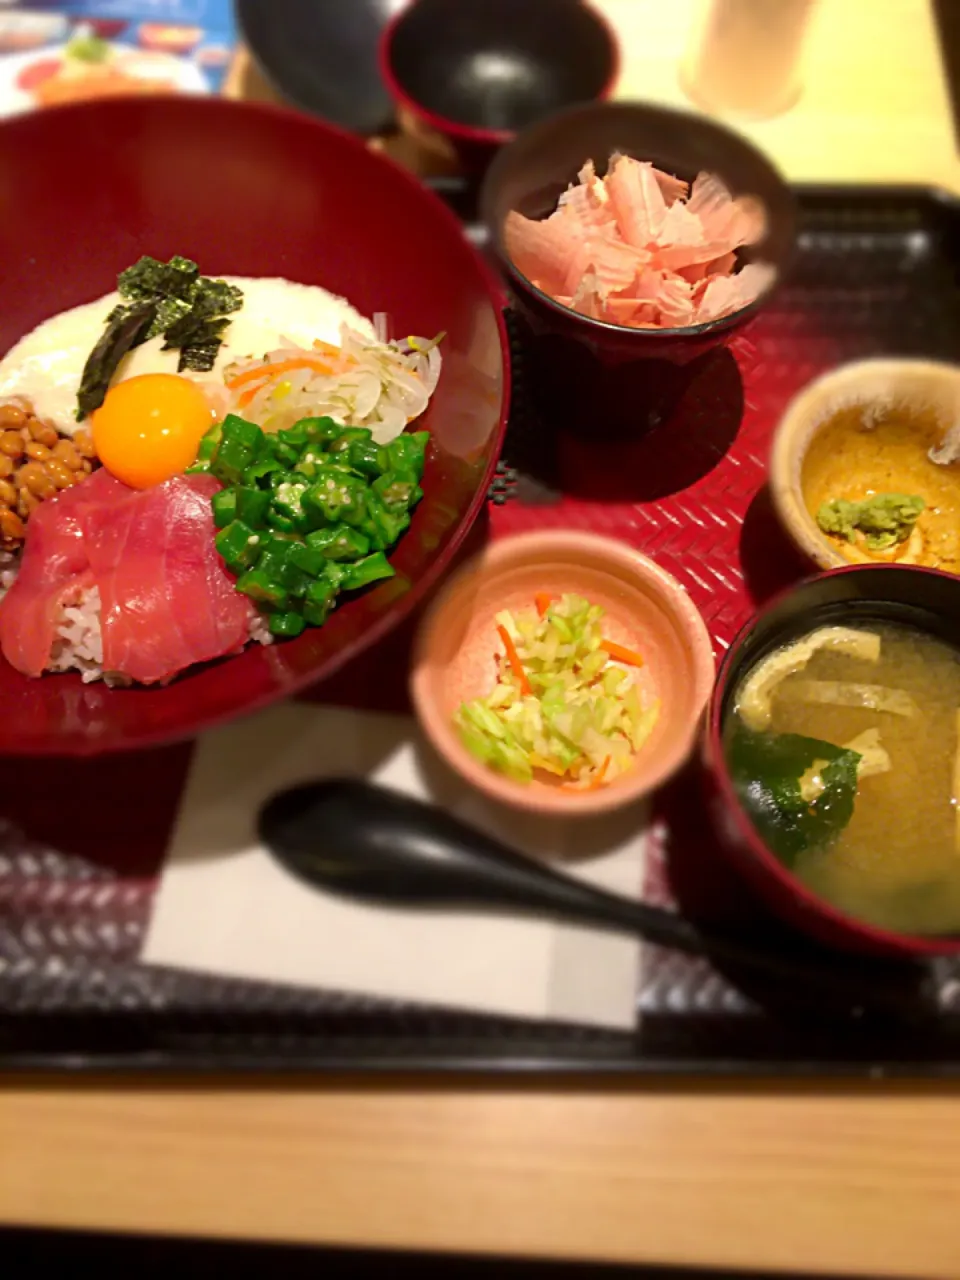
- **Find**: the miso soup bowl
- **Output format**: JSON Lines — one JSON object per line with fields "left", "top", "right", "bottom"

{"left": 704, "top": 563, "right": 960, "bottom": 959}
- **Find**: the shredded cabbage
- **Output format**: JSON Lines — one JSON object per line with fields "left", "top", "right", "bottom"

{"left": 224, "top": 323, "right": 443, "bottom": 444}
{"left": 455, "top": 595, "right": 659, "bottom": 789}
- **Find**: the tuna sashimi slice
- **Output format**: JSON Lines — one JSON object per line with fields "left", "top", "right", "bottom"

{"left": 182, "top": 473, "right": 256, "bottom": 656}
{"left": 0, "top": 469, "right": 126, "bottom": 677}
{"left": 81, "top": 474, "right": 251, "bottom": 685}
{"left": 0, "top": 468, "right": 254, "bottom": 685}
{"left": 83, "top": 489, "right": 181, "bottom": 682}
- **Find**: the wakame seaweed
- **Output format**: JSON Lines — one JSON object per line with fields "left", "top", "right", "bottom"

{"left": 76, "top": 300, "right": 158, "bottom": 420}
{"left": 78, "top": 256, "right": 244, "bottom": 416}
{"left": 726, "top": 723, "right": 862, "bottom": 867}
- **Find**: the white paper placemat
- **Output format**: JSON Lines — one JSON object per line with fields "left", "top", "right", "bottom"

{"left": 143, "top": 703, "right": 649, "bottom": 1028}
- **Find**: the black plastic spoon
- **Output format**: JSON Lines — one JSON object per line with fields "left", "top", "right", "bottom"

{"left": 258, "top": 778, "right": 936, "bottom": 1022}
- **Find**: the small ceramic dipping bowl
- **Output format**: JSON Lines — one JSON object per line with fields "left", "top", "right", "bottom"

{"left": 411, "top": 531, "right": 715, "bottom": 816}
{"left": 770, "top": 357, "right": 960, "bottom": 572}
{"left": 704, "top": 564, "right": 960, "bottom": 959}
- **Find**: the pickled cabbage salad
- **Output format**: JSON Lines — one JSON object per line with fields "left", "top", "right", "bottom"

{"left": 456, "top": 594, "right": 660, "bottom": 790}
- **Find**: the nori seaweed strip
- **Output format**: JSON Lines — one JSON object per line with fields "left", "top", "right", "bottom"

{"left": 76, "top": 258, "right": 245, "bottom": 415}
{"left": 76, "top": 299, "right": 158, "bottom": 419}
{"left": 127, "top": 261, "right": 242, "bottom": 364}
{"left": 189, "top": 279, "right": 243, "bottom": 318}
{"left": 117, "top": 255, "right": 199, "bottom": 302}
{"left": 146, "top": 295, "right": 192, "bottom": 339}
{"left": 161, "top": 311, "right": 227, "bottom": 349}
{"left": 164, "top": 315, "right": 232, "bottom": 372}
{"left": 177, "top": 342, "right": 221, "bottom": 373}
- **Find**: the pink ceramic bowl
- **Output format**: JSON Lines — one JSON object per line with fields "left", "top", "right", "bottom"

{"left": 411, "top": 531, "right": 715, "bottom": 816}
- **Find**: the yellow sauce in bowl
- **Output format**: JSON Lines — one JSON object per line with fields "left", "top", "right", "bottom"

{"left": 801, "top": 403, "right": 960, "bottom": 572}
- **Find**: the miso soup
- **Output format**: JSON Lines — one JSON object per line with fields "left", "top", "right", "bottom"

{"left": 724, "top": 621, "right": 960, "bottom": 936}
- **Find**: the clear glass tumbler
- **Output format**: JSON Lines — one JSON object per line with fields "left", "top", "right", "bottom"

{"left": 680, "top": 0, "right": 818, "bottom": 120}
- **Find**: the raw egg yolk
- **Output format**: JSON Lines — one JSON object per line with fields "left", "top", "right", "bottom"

{"left": 91, "top": 374, "right": 214, "bottom": 489}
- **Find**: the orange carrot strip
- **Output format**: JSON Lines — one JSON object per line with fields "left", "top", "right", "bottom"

{"left": 564, "top": 756, "right": 611, "bottom": 793}
{"left": 226, "top": 355, "right": 336, "bottom": 391}
{"left": 587, "top": 757, "right": 611, "bottom": 790}
{"left": 496, "top": 624, "right": 532, "bottom": 697}
{"left": 233, "top": 351, "right": 355, "bottom": 406}
{"left": 237, "top": 382, "right": 267, "bottom": 409}
{"left": 534, "top": 592, "right": 554, "bottom": 618}
{"left": 312, "top": 339, "right": 342, "bottom": 357}
{"left": 601, "top": 639, "right": 645, "bottom": 667}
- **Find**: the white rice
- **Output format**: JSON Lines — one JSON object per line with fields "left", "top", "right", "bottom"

{"left": 49, "top": 585, "right": 117, "bottom": 684}
{"left": 246, "top": 610, "right": 274, "bottom": 649}
{"left": 0, "top": 549, "right": 19, "bottom": 595}
{"left": 0, "top": 558, "right": 272, "bottom": 685}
